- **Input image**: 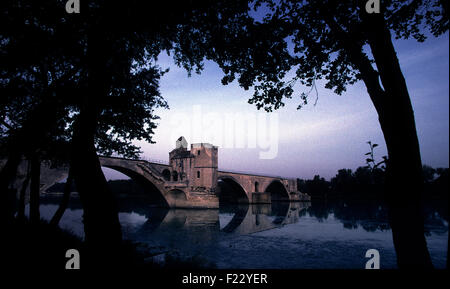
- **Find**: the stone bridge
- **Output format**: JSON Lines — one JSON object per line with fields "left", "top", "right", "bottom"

{"left": 96, "top": 137, "right": 309, "bottom": 209}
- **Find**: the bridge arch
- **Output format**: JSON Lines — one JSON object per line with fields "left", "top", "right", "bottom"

{"left": 99, "top": 157, "right": 196, "bottom": 208}
{"left": 270, "top": 202, "right": 291, "bottom": 224}
{"left": 172, "top": 171, "right": 178, "bottom": 181}
{"left": 162, "top": 169, "right": 171, "bottom": 181}
{"left": 217, "top": 176, "right": 249, "bottom": 204}
{"left": 221, "top": 204, "right": 249, "bottom": 233}
{"left": 265, "top": 180, "right": 290, "bottom": 202}
{"left": 166, "top": 189, "right": 188, "bottom": 207}
{"left": 101, "top": 165, "right": 169, "bottom": 207}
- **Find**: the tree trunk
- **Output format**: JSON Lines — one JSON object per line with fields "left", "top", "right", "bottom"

{"left": 17, "top": 162, "right": 31, "bottom": 223}
{"left": 362, "top": 13, "right": 433, "bottom": 268}
{"left": 0, "top": 151, "right": 22, "bottom": 226}
{"left": 71, "top": 105, "right": 122, "bottom": 269}
{"left": 70, "top": 28, "right": 122, "bottom": 260}
{"left": 72, "top": 108, "right": 122, "bottom": 240}
{"left": 29, "top": 153, "right": 41, "bottom": 224}
{"left": 49, "top": 167, "right": 73, "bottom": 226}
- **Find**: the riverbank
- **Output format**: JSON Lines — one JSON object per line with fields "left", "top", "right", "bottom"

{"left": 5, "top": 219, "right": 220, "bottom": 270}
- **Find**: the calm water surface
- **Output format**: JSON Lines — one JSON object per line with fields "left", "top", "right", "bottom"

{"left": 36, "top": 195, "right": 448, "bottom": 269}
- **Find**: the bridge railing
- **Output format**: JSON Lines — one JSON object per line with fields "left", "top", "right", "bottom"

{"left": 141, "top": 156, "right": 169, "bottom": 165}
{"left": 100, "top": 155, "right": 290, "bottom": 179}
{"left": 218, "top": 169, "right": 285, "bottom": 179}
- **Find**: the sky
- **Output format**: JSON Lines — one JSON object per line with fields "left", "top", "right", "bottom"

{"left": 104, "top": 31, "right": 449, "bottom": 181}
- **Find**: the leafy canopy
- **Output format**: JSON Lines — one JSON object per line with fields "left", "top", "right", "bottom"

{"left": 1, "top": 0, "right": 262, "bottom": 158}
{"left": 220, "top": 0, "right": 448, "bottom": 112}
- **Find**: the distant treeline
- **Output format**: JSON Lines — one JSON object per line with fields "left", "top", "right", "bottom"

{"left": 297, "top": 165, "right": 449, "bottom": 201}
{"left": 47, "top": 179, "right": 146, "bottom": 196}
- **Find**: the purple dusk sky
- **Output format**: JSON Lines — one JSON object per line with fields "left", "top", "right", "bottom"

{"left": 104, "top": 32, "right": 449, "bottom": 181}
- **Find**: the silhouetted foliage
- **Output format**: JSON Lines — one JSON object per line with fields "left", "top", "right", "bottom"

{"left": 297, "top": 175, "right": 330, "bottom": 199}
{"left": 426, "top": 167, "right": 449, "bottom": 200}
{"left": 364, "top": 141, "right": 387, "bottom": 171}
{"left": 1, "top": 0, "right": 170, "bottom": 159}
{"left": 298, "top": 164, "right": 447, "bottom": 201}
{"left": 298, "top": 168, "right": 385, "bottom": 201}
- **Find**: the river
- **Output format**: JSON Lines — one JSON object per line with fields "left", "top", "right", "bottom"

{"left": 34, "top": 194, "right": 448, "bottom": 269}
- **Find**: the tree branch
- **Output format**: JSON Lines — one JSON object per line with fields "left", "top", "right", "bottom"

{"left": 320, "top": 8, "right": 387, "bottom": 113}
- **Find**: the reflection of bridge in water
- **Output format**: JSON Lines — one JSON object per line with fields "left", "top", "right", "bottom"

{"left": 122, "top": 200, "right": 311, "bottom": 252}
{"left": 121, "top": 200, "right": 311, "bottom": 236}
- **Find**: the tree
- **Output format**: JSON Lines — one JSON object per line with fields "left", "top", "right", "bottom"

{"left": 1, "top": 0, "right": 278, "bottom": 266}
{"left": 331, "top": 169, "right": 356, "bottom": 194}
{"left": 215, "top": 0, "right": 447, "bottom": 267}
{"left": 298, "top": 175, "right": 331, "bottom": 199}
